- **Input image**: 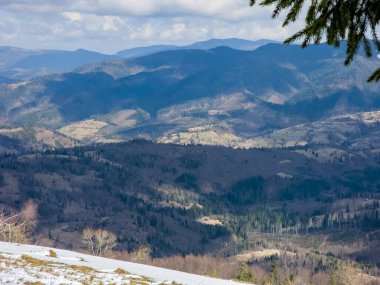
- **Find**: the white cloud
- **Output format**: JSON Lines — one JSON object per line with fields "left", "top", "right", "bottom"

{"left": 62, "top": 12, "right": 82, "bottom": 22}
{"left": 61, "top": 12, "right": 124, "bottom": 32}
{"left": 1, "top": 0, "right": 270, "bottom": 20}
{"left": 0, "top": 0, "right": 300, "bottom": 53}
{"left": 70, "top": 0, "right": 273, "bottom": 21}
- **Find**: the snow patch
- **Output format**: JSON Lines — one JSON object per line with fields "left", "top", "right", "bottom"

{"left": 0, "top": 242, "right": 248, "bottom": 285}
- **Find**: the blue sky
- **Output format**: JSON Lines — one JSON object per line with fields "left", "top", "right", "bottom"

{"left": 0, "top": 0, "right": 302, "bottom": 53}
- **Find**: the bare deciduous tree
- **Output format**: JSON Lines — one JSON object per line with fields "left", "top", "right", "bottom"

{"left": 132, "top": 244, "right": 152, "bottom": 263}
{"left": 82, "top": 227, "right": 117, "bottom": 256}
{"left": 330, "top": 260, "right": 360, "bottom": 285}
{"left": 0, "top": 200, "right": 38, "bottom": 243}
{"left": 82, "top": 228, "right": 96, "bottom": 254}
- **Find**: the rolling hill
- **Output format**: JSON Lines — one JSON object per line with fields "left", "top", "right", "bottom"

{"left": 116, "top": 38, "right": 277, "bottom": 58}
{"left": 0, "top": 241, "right": 246, "bottom": 285}
{"left": 0, "top": 42, "right": 378, "bottom": 152}
{"left": 13, "top": 49, "right": 118, "bottom": 72}
{"left": 0, "top": 140, "right": 379, "bottom": 255}
{"left": 0, "top": 48, "right": 118, "bottom": 80}
{"left": 0, "top": 75, "right": 18, "bottom": 85}
{"left": 0, "top": 39, "right": 379, "bottom": 284}
{"left": 0, "top": 38, "right": 277, "bottom": 81}
{"left": 0, "top": 137, "right": 378, "bottom": 285}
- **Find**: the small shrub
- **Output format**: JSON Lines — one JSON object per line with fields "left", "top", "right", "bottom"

{"left": 114, "top": 268, "right": 130, "bottom": 275}
{"left": 48, "top": 250, "right": 57, "bottom": 258}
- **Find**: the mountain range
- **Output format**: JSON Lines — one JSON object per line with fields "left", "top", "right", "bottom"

{"left": 0, "top": 38, "right": 275, "bottom": 80}
{"left": 0, "top": 41, "right": 378, "bottom": 158}
{"left": 0, "top": 38, "right": 379, "bottom": 282}
{"left": 116, "top": 38, "right": 277, "bottom": 58}
{"left": 0, "top": 48, "right": 118, "bottom": 80}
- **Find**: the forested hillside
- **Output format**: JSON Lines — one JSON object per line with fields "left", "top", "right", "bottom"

{"left": 0, "top": 40, "right": 379, "bottom": 285}
{"left": 0, "top": 43, "right": 379, "bottom": 150}
{"left": 0, "top": 140, "right": 378, "bottom": 259}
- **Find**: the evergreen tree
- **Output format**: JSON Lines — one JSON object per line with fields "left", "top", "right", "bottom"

{"left": 250, "top": 0, "right": 380, "bottom": 82}
{"left": 270, "top": 261, "right": 281, "bottom": 285}
{"left": 236, "top": 262, "right": 255, "bottom": 283}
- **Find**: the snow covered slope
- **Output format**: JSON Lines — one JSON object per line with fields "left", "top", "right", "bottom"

{"left": 0, "top": 242, "right": 248, "bottom": 284}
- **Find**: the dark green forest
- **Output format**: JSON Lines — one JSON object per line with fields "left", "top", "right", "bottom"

{"left": 0, "top": 140, "right": 379, "bottom": 260}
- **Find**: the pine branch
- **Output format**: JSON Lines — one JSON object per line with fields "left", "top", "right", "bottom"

{"left": 249, "top": 0, "right": 380, "bottom": 83}
{"left": 368, "top": 68, "right": 380, "bottom": 82}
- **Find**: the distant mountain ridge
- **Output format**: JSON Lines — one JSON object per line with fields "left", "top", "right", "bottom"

{"left": 0, "top": 38, "right": 277, "bottom": 80}
{"left": 0, "top": 48, "right": 119, "bottom": 80}
{"left": 116, "top": 38, "right": 278, "bottom": 58}
{"left": 0, "top": 41, "right": 379, "bottom": 153}
{"left": 116, "top": 44, "right": 178, "bottom": 58}
{"left": 13, "top": 49, "right": 118, "bottom": 71}
{"left": 0, "top": 75, "right": 19, "bottom": 84}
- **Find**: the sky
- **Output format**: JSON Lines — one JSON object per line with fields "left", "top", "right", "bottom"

{"left": 0, "top": 0, "right": 303, "bottom": 54}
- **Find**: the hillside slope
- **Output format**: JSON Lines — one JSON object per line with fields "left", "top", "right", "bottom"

{"left": 0, "top": 39, "right": 275, "bottom": 80}
{"left": 0, "top": 43, "right": 379, "bottom": 149}
{"left": 0, "top": 141, "right": 379, "bottom": 258}
{"left": 13, "top": 49, "right": 118, "bottom": 72}
{"left": 0, "top": 242, "right": 246, "bottom": 285}
{"left": 116, "top": 38, "right": 276, "bottom": 58}
{"left": 0, "top": 47, "right": 118, "bottom": 80}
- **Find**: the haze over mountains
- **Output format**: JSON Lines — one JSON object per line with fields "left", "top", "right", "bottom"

{"left": 0, "top": 38, "right": 275, "bottom": 80}
{"left": 116, "top": 38, "right": 277, "bottom": 57}
{"left": 0, "top": 47, "right": 117, "bottom": 80}
{"left": 0, "top": 39, "right": 379, "bottom": 159}
{"left": 0, "top": 38, "right": 380, "bottom": 284}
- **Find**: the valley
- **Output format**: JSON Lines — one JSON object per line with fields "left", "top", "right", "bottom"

{"left": 0, "top": 42, "right": 379, "bottom": 156}
{"left": 0, "top": 140, "right": 379, "bottom": 283}
{"left": 0, "top": 38, "right": 379, "bottom": 284}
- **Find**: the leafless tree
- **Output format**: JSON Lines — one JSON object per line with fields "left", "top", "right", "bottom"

{"left": 331, "top": 260, "right": 360, "bottom": 285}
{"left": 82, "top": 227, "right": 117, "bottom": 256}
{"left": 132, "top": 244, "right": 152, "bottom": 263}
{"left": 0, "top": 200, "right": 38, "bottom": 243}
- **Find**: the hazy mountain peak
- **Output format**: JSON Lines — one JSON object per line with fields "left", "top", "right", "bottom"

{"left": 116, "top": 38, "right": 278, "bottom": 58}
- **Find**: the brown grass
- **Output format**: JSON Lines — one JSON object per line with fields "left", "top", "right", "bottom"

{"left": 21, "top": 255, "right": 50, "bottom": 267}
{"left": 114, "top": 268, "right": 130, "bottom": 275}
{"left": 67, "top": 265, "right": 94, "bottom": 274}
{"left": 150, "top": 255, "right": 237, "bottom": 279}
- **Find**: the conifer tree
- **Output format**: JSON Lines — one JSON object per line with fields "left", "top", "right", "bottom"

{"left": 250, "top": 0, "right": 380, "bottom": 82}
{"left": 236, "top": 262, "right": 255, "bottom": 283}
